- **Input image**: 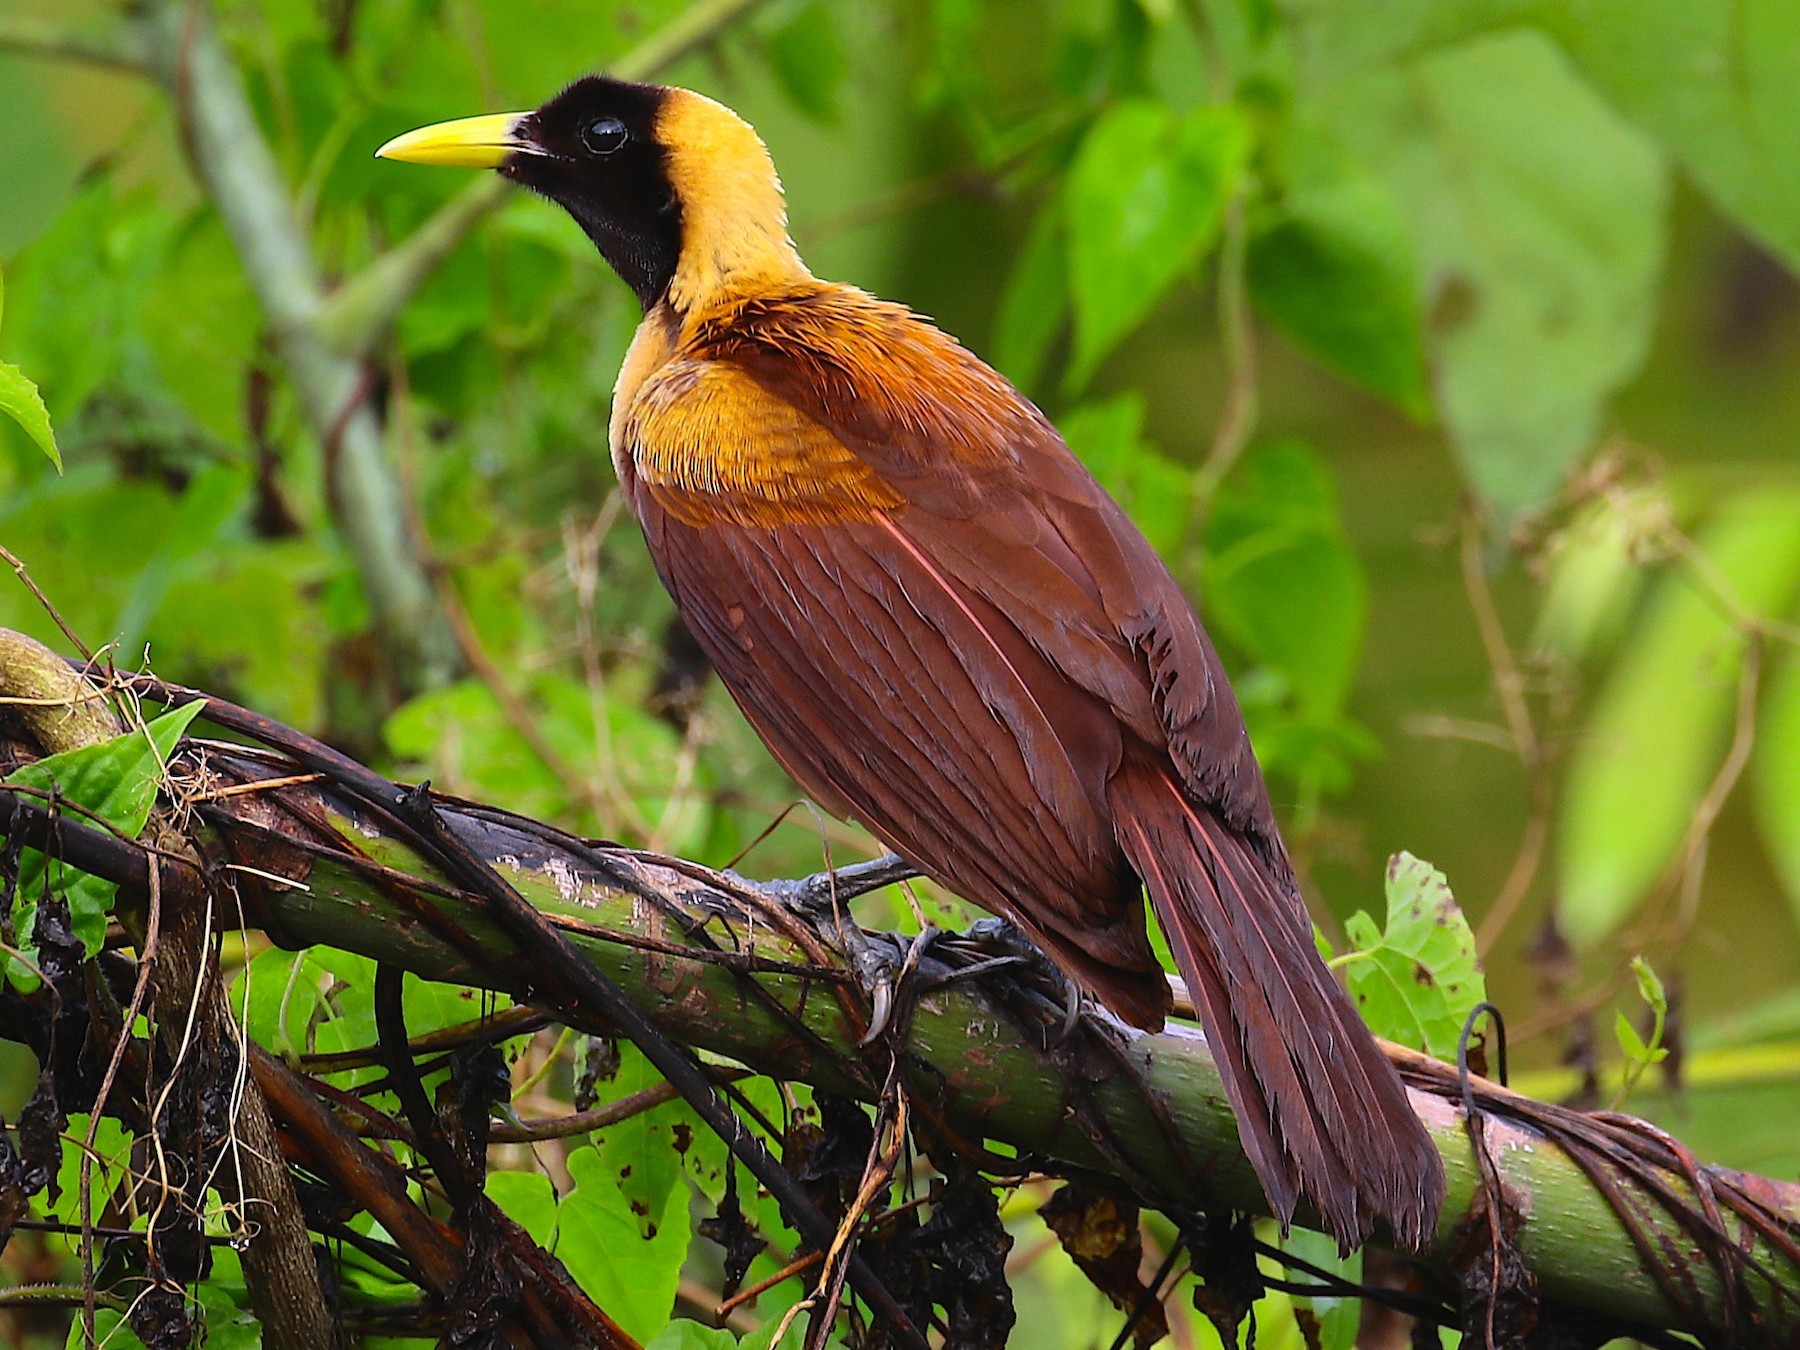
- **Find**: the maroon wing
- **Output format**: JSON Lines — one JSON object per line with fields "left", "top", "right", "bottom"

{"left": 620, "top": 286, "right": 1443, "bottom": 1249}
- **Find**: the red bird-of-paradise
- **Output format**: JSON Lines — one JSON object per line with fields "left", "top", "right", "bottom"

{"left": 379, "top": 79, "right": 1444, "bottom": 1253}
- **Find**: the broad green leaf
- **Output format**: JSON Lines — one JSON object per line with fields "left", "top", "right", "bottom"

{"left": 0, "top": 360, "right": 57, "bottom": 470}
{"left": 1539, "top": 0, "right": 1800, "bottom": 272}
{"left": 1249, "top": 129, "right": 1429, "bottom": 418}
{"left": 648, "top": 1323, "right": 741, "bottom": 1350}
{"left": 1059, "top": 395, "right": 1192, "bottom": 560}
{"left": 1532, "top": 488, "right": 1664, "bottom": 665}
{"left": 1558, "top": 490, "right": 1800, "bottom": 947}
{"left": 68, "top": 1313, "right": 147, "bottom": 1350}
{"left": 1280, "top": 1229, "right": 1362, "bottom": 1350}
{"left": 1754, "top": 638, "right": 1800, "bottom": 926}
{"left": 1340, "top": 852, "right": 1485, "bottom": 1058}
{"left": 47, "top": 1114, "right": 132, "bottom": 1227}
{"left": 195, "top": 1280, "right": 264, "bottom": 1350}
{"left": 1205, "top": 441, "right": 1366, "bottom": 715}
{"left": 766, "top": 0, "right": 847, "bottom": 124}
{"left": 1321, "top": 29, "right": 1665, "bottom": 518}
{"left": 555, "top": 1146, "right": 690, "bottom": 1344}
{"left": 590, "top": 1043, "right": 696, "bottom": 1240}
{"left": 4, "top": 700, "right": 206, "bottom": 987}
{"left": 992, "top": 204, "right": 1068, "bottom": 394}
{"left": 1063, "top": 101, "right": 1247, "bottom": 389}
{"left": 230, "top": 946, "right": 330, "bottom": 1060}
{"left": 1290, "top": 1, "right": 1800, "bottom": 270}
{"left": 487, "top": 1169, "right": 559, "bottom": 1248}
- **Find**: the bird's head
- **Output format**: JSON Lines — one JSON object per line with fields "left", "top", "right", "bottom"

{"left": 378, "top": 78, "right": 808, "bottom": 314}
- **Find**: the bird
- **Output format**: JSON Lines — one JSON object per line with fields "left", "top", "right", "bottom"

{"left": 377, "top": 78, "right": 1445, "bottom": 1253}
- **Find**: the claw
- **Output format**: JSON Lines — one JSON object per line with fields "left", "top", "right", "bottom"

{"left": 859, "top": 975, "right": 895, "bottom": 1048}
{"left": 1052, "top": 980, "right": 1083, "bottom": 1046}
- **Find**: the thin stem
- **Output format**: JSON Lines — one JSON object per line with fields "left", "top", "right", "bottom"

{"left": 1461, "top": 510, "right": 1555, "bottom": 955}
{"left": 1191, "top": 193, "right": 1258, "bottom": 525}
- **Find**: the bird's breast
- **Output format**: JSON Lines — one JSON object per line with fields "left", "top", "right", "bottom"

{"left": 612, "top": 322, "right": 908, "bottom": 529}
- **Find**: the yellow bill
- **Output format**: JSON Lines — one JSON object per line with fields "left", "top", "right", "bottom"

{"left": 375, "top": 113, "right": 531, "bottom": 168}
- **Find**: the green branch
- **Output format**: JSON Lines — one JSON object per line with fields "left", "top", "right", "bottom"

{"left": 0, "top": 16, "right": 148, "bottom": 73}
{"left": 131, "top": 0, "right": 458, "bottom": 696}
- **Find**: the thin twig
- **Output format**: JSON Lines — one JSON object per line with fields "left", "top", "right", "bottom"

{"left": 491, "top": 1066, "right": 753, "bottom": 1142}
{"left": 1190, "top": 193, "right": 1258, "bottom": 523}
{"left": 1460, "top": 510, "right": 1555, "bottom": 954}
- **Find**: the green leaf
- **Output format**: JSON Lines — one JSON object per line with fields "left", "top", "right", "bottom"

{"left": 591, "top": 1043, "right": 695, "bottom": 1240}
{"left": 1535, "top": 0, "right": 1800, "bottom": 275}
{"left": 1058, "top": 395, "right": 1192, "bottom": 560}
{"left": 69, "top": 1312, "right": 147, "bottom": 1350}
{"left": 230, "top": 946, "right": 330, "bottom": 1060}
{"left": 765, "top": 0, "right": 847, "bottom": 124}
{"left": 1339, "top": 852, "right": 1485, "bottom": 1058}
{"left": 1615, "top": 1011, "right": 1648, "bottom": 1062}
{"left": 487, "top": 1169, "right": 559, "bottom": 1248}
{"left": 0, "top": 360, "right": 59, "bottom": 470}
{"left": 47, "top": 1114, "right": 132, "bottom": 1227}
{"left": 4, "top": 700, "right": 206, "bottom": 987}
{"left": 1205, "top": 441, "right": 1366, "bottom": 715}
{"left": 555, "top": 1146, "right": 691, "bottom": 1344}
{"left": 1558, "top": 490, "right": 1800, "bottom": 947}
{"left": 1320, "top": 29, "right": 1665, "bottom": 518}
{"left": 992, "top": 204, "right": 1068, "bottom": 394}
{"left": 647, "top": 1323, "right": 742, "bottom": 1350}
{"left": 1249, "top": 129, "right": 1429, "bottom": 418}
{"left": 1063, "top": 101, "right": 1247, "bottom": 389}
{"left": 1755, "top": 638, "right": 1800, "bottom": 927}
{"left": 1280, "top": 1229, "right": 1362, "bottom": 1350}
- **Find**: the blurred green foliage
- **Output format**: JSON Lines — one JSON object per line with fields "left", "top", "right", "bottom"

{"left": 2, "top": 0, "right": 1800, "bottom": 1345}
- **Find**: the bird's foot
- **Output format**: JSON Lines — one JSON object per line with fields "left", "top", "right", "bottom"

{"left": 952, "top": 918, "right": 1086, "bottom": 1044}
{"left": 857, "top": 924, "right": 946, "bottom": 1047}
{"left": 728, "top": 854, "right": 927, "bottom": 1046}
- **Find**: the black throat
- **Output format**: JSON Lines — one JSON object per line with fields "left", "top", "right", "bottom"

{"left": 563, "top": 197, "right": 682, "bottom": 311}
{"left": 499, "top": 76, "right": 685, "bottom": 312}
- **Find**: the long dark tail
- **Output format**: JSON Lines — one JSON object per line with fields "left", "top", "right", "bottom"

{"left": 1111, "top": 764, "right": 1443, "bottom": 1252}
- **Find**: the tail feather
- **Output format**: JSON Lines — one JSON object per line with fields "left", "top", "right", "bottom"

{"left": 1112, "top": 766, "right": 1444, "bottom": 1252}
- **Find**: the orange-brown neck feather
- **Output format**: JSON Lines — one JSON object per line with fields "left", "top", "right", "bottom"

{"left": 654, "top": 90, "right": 812, "bottom": 318}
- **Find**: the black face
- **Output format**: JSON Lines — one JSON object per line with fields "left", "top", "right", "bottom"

{"left": 503, "top": 77, "right": 681, "bottom": 310}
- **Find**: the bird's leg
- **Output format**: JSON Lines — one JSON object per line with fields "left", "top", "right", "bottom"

{"left": 730, "top": 853, "right": 921, "bottom": 1043}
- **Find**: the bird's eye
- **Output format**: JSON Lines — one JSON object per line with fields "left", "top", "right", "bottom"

{"left": 580, "top": 117, "right": 629, "bottom": 156}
